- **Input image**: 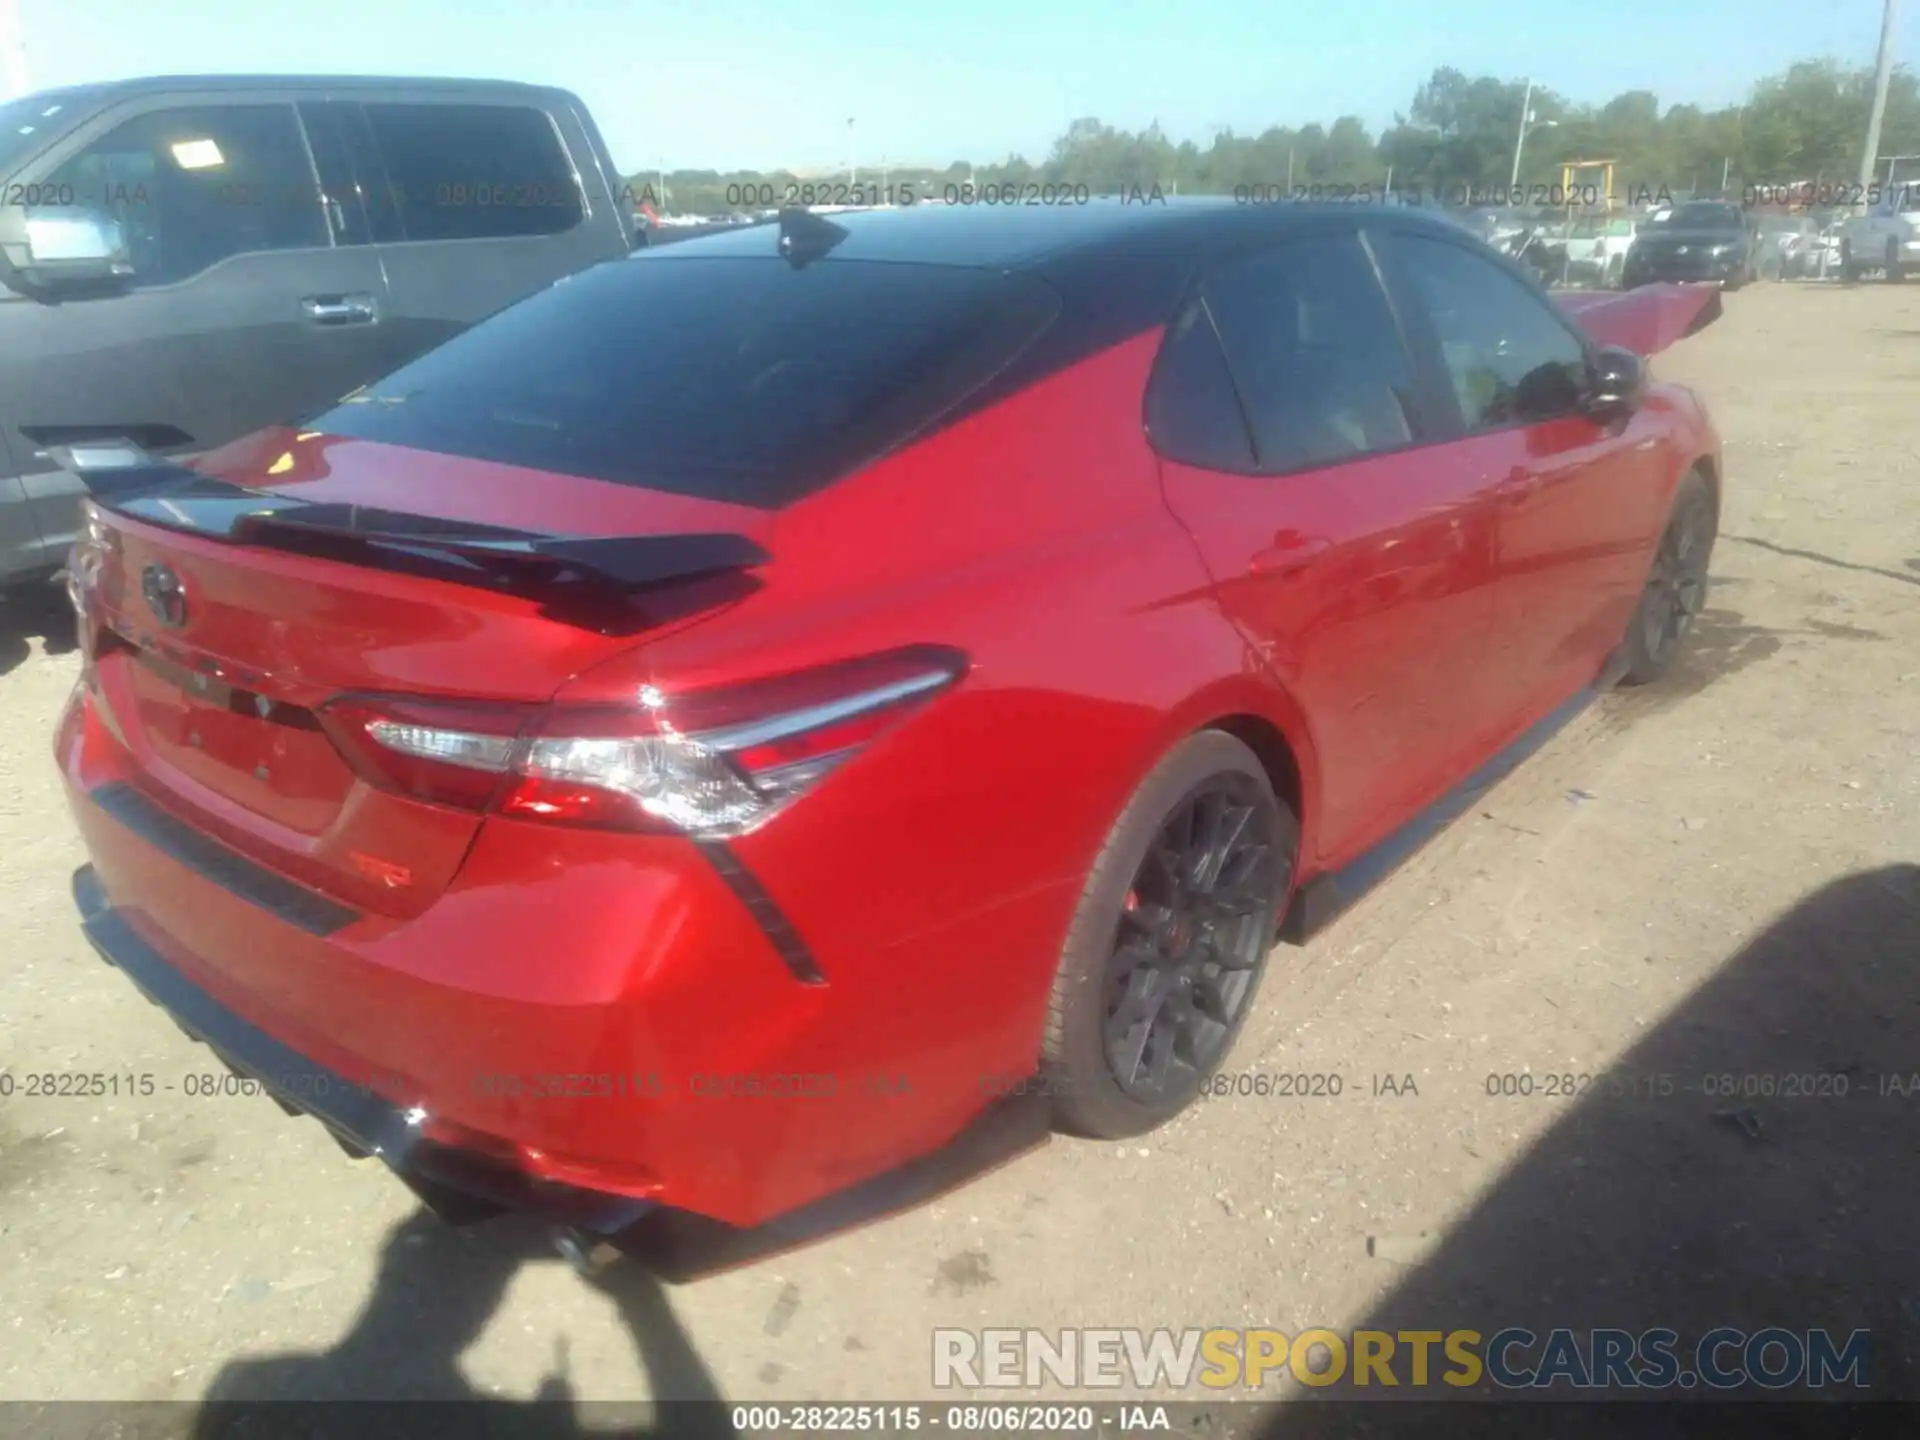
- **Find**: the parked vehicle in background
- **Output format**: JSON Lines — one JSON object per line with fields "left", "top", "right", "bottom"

{"left": 1456, "top": 206, "right": 1571, "bottom": 285}
{"left": 1838, "top": 183, "right": 1920, "bottom": 281}
{"left": 1561, "top": 211, "right": 1637, "bottom": 287}
{"left": 0, "top": 75, "right": 636, "bottom": 591}
{"left": 1807, "top": 223, "right": 1845, "bottom": 278}
{"left": 1512, "top": 218, "right": 1571, "bottom": 286}
{"left": 57, "top": 201, "right": 1725, "bottom": 1232}
{"left": 1454, "top": 205, "right": 1530, "bottom": 250}
{"left": 1623, "top": 201, "right": 1755, "bottom": 289}
{"left": 1752, "top": 213, "right": 1819, "bottom": 279}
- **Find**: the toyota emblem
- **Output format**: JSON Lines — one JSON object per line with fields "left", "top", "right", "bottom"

{"left": 141, "top": 563, "right": 188, "bottom": 629}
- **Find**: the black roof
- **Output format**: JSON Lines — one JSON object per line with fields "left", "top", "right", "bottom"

{"left": 639, "top": 196, "right": 1473, "bottom": 274}
{"left": 627, "top": 199, "right": 1496, "bottom": 436}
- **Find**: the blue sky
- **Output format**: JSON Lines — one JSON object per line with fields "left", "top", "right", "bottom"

{"left": 8, "top": 0, "right": 1916, "bottom": 173}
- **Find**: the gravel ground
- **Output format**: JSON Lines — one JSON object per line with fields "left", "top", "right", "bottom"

{"left": 0, "top": 279, "right": 1916, "bottom": 1427}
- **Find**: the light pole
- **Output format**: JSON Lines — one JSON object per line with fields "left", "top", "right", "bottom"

{"left": 1721, "top": 105, "right": 1744, "bottom": 196}
{"left": 847, "top": 117, "right": 857, "bottom": 188}
{"left": 1859, "top": 0, "right": 1898, "bottom": 189}
{"left": 1509, "top": 79, "right": 1558, "bottom": 191}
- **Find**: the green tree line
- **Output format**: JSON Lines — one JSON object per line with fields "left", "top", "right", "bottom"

{"left": 629, "top": 58, "right": 1920, "bottom": 215}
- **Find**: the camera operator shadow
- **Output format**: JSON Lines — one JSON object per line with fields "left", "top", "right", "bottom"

{"left": 190, "top": 1208, "right": 738, "bottom": 1439}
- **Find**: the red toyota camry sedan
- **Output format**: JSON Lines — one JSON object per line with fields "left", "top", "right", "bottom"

{"left": 56, "top": 201, "right": 1722, "bottom": 1234}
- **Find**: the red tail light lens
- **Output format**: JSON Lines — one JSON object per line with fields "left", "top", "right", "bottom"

{"left": 317, "top": 647, "right": 966, "bottom": 837}
{"left": 318, "top": 696, "right": 534, "bottom": 811}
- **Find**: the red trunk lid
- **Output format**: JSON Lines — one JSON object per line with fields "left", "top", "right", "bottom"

{"left": 81, "top": 428, "right": 771, "bottom": 919}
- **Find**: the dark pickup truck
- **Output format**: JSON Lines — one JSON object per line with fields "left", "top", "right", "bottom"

{"left": 0, "top": 74, "right": 637, "bottom": 588}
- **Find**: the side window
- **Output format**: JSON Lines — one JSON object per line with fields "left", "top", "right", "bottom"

{"left": 1385, "top": 233, "right": 1590, "bottom": 429}
{"left": 1202, "top": 234, "right": 1419, "bottom": 473}
{"left": 360, "top": 104, "right": 583, "bottom": 241}
{"left": 298, "top": 101, "right": 376, "bottom": 246}
{"left": 1145, "top": 300, "right": 1256, "bottom": 472}
{"left": 41, "top": 104, "right": 325, "bottom": 287}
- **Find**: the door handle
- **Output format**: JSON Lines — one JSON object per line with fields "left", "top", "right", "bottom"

{"left": 1495, "top": 468, "right": 1540, "bottom": 506}
{"left": 301, "top": 294, "right": 378, "bottom": 325}
{"left": 1250, "top": 535, "right": 1331, "bottom": 577}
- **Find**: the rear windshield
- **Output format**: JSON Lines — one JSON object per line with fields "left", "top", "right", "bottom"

{"left": 309, "top": 256, "right": 1060, "bottom": 507}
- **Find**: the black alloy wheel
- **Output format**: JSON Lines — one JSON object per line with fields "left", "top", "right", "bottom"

{"left": 1103, "top": 774, "right": 1280, "bottom": 1102}
{"left": 1043, "top": 730, "right": 1298, "bottom": 1138}
{"left": 1622, "top": 472, "right": 1716, "bottom": 684}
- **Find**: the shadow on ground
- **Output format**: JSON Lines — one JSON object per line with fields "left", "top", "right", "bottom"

{"left": 1259, "top": 863, "right": 1920, "bottom": 1437}
{"left": 0, "top": 583, "right": 76, "bottom": 678}
{"left": 111, "top": 1078, "right": 1048, "bottom": 1436}
{"left": 177, "top": 1211, "right": 738, "bottom": 1437}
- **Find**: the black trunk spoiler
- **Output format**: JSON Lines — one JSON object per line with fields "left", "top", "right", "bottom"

{"left": 1553, "top": 283, "right": 1723, "bottom": 356}
{"left": 50, "top": 446, "right": 770, "bottom": 593}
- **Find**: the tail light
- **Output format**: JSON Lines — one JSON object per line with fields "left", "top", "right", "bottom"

{"left": 316, "top": 647, "right": 966, "bottom": 837}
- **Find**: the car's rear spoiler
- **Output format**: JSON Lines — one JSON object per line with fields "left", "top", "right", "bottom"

{"left": 48, "top": 445, "right": 771, "bottom": 592}
{"left": 1554, "top": 283, "right": 1722, "bottom": 357}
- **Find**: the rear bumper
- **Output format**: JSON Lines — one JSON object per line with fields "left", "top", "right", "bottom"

{"left": 58, "top": 683, "right": 1065, "bottom": 1228}
{"left": 72, "top": 864, "right": 652, "bottom": 1233}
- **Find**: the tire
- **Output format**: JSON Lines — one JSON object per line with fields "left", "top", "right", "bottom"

{"left": 1042, "top": 730, "right": 1299, "bottom": 1138}
{"left": 1620, "top": 470, "right": 1717, "bottom": 686}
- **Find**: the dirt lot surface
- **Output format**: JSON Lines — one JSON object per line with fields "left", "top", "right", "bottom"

{"left": 1, "top": 280, "right": 1916, "bottom": 1430}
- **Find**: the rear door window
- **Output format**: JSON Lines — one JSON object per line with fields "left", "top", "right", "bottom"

{"left": 359, "top": 103, "right": 583, "bottom": 241}
{"left": 309, "top": 256, "right": 1061, "bottom": 506}
{"left": 1381, "top": 232, "right": 1591, "bottom": 430}
{"left": 298, "top": 100, "right": 411, "bottom": 246}
{"left": 1200, "top": 233, "right": 1422, "bottom": 473}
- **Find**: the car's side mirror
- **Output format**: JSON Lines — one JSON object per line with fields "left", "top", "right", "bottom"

{"left": 18, "top": 206, "right": 134, "bottom": 288}
{"left": 1585, "top": 345, "right": 1644, "bottom": 421}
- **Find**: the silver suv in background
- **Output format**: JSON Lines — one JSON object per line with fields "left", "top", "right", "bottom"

{"left": 0, "top": 74, "right": 637, "bottom": 589}
{"left": 1838, "top": 181, "right": 1920, "bottom": 281}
